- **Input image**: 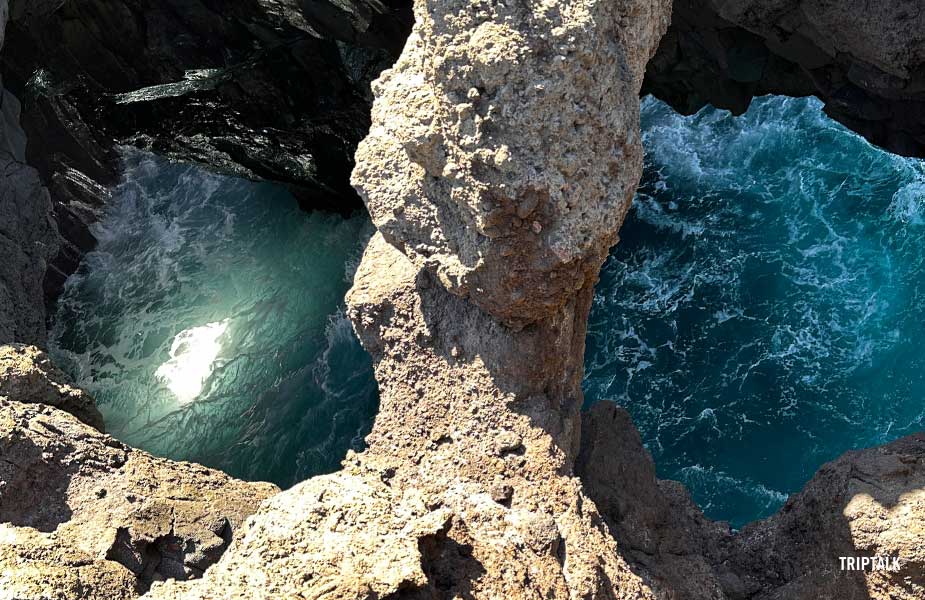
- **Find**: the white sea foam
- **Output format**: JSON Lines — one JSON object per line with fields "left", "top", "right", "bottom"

{"left": 155, "top": 320, "right": 230, "bottom": 404}
{"left": 49, "top": 150, "right": 378, "bottom": 486}
{"left": 586, "top": 95, "right": 925, "bottom": 527}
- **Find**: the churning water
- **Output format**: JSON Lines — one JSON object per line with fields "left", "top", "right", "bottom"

{"left": 50, "top": 151, "right": 377, "bottom": 488}
{"left": 585, "top": 96, "right": 925, "bottom": 527}
{"left": 50, "top": 96, "right": 925, "bottom": 528}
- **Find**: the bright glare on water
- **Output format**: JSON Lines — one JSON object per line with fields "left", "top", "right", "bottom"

{"left": 50, "top": 151, "right": 377, "bottom": 488}
{"left": 47, "top": 97, "right": 925, "bottom": 529}
{"left": 155, "top": 319, "right": 229, "bottom": 404}
{"left": 585, "top": 95, "right": 925, "bottom": 528}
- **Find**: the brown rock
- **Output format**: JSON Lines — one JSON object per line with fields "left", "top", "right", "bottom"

{"left": 0, "top": 344, "right": 104, "bottom": 430}
{"left": 148, "top": 0, "right": 673, "bottom": 597}
{"left": 0, "top": 399, "right": 278, "bottom": 598}
{"left": 352, "top": 0, "right": 671, "bottom": 327}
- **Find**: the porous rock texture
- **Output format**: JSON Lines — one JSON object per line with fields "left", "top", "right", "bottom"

{"left": 4, "top": 0, "right": 925, "bottom": 598}
{"left": 645, "top": 0, "right": 925, "bottom": 157}
{"left": 722, "top": 432, "right": 925, "bottom": 600}
{"left": 147, "top": 0, "right": 674, "bottom": 598}
{"left": 145, "top": 0, "right": 925, "bottom": 598}
{"left": 579, "top": 402, "right": 925, "bottom": 600}
{"left": 0, "top": 344, "right": 103, "bottom": 430}
{"left": 0, "top": 396, "right": 278, "bottom": 598}
{"left": 352, "top": 0, "right": 667, "bottom": 326}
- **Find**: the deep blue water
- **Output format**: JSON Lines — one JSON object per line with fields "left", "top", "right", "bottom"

{"left": 50, "top": 152, "right": 378, "bottom": 488}
{"left": 48, "top": 97, "right": 925, "bottom": 528}
{"left": 585, "top": 95, "right": 925, "bottom": 527}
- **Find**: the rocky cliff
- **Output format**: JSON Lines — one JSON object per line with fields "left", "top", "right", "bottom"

{"left": 3, "top": 0, "right": 925, "bottom": 599}
{"left": 0, "top": 0, "right": 57, "bottom": 345}
{"left": 1, "top": 0, "right": 411, "bottom": 310}
{"left": 7, "top": 0, "right": 925, "bottom": 316}
{"left": 0, "top": 344, "right": 279, "bottom": 599}
{"left": 645, "top": 0, "right": 925, "bottom": 158}
{"left": 144, "top": 1, "right": 925, "bottom": 598}
{"left": 578, "top": 402, "right": 925, "bottom": 599}
{"left": 147, "top": 0, "right": 674, "bottom": 597}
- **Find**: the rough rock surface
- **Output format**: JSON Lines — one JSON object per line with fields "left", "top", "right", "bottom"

{"left": 0, "top": 0, "right": 58, "bottom": 346}
{"left": 147, "top": 0, "right": 673, "bottom": 598}
{"left": 579, "top": 401, "right": 925, "bottom": 600}
{"left": 0, "top": 344, "right": 103, "bottom": 430}
{"left": 646, "top": 0, "right": 925, "bottom": 157}
{"left": 0, "top": 397, "right": 278, "bottom": 599}
{"left": 722, "top": 433, "right": 925, "bottom": 600}
{"left": 577, "top": 403, "right": 731, "bottom": 600}
{"left": 146, "top": 0, "right": 925, "bottom": 598}
{"left": 352, "top": 0, "right": 667, "bottom": 326}
{"left": 4, "top": 0, "right": 925, "bottom": 598}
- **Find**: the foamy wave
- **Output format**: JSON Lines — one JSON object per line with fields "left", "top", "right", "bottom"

{"left": 587, "top": 95, "right": 925, "bottom": 527}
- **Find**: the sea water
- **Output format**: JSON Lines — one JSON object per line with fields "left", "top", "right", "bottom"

{"left": 585, "top": 96, "right": 925, "bottom": 527}
{"left": 49, "top": 151, "right": 377, "bottom": 487}
{"left": 50, "top": 97, "right": 925, "bottom": 527}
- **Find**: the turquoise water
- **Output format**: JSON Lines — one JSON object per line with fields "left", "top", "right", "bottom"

{"left": 585, "top": 96, "right": 925, "bottom": 528}
{"left": 49, "top": 151, "right": 378, "bottom": 488}
{"left": 48, "top": 97, "right": 925, "bottom": 528}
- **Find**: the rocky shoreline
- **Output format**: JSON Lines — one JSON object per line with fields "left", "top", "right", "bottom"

{"left": 2, "top": 0, "right": 925, "bottom": 598}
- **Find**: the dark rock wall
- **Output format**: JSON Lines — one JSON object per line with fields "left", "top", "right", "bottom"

{"left": 644, "top": 0, "right": 925, "bottom": 158}
{"left": 0, "top": 0, "right": 59, "bottom": 345}
{"left": 1, "top": 0, "right": 411, "bottom": 314}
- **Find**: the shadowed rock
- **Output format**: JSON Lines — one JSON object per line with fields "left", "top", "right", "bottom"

{"left": 0, "top": 398, "right": 278, "bottom": 598}
{"left": 579, "top": 401, "right": 925, "bottom": 600}
{"left": 1, "top": 0, "right": 412, "bottom": 311}
{"left": 0, "top": 0, "right": 59, "bottom": 346}
{"left": 0, "top": 344, "right": 103, "bottom": 429}
{"left": 147, "top": 0, "right": 673, "bottom": 597}
{"left": 646, "top": 0, "right": 925, "bottom": 158}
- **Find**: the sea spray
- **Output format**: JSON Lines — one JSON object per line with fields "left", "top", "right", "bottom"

{"left": 585, "top": 95, "right": 925, "bottom": 527}
{"left": 50, "top": 150, "right": 378, "bottom": 487}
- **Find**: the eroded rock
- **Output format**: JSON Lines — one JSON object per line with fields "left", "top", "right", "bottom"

{"left": 720, "top": 433, "right": 925, "bottom": 600}
{"left": 1, "top": 0, "right": 412, "bottom": 312}
{"left": 353, "top": 0, "right": 670, "bottom": 327}
{"left": 0, "top": 0, "right": 59, "bottom": 346}
{"left": 646, "top": 0, "right": 925, "bottom": 157}
{"left": 148, "top": 0, "right": 673, "bottom": 597}
{"left": 0, "top": 398, "right": 278, "bottom": 599}
{"left": 577, "top": 402, "right": 731, "bottom": 600}
{"left": 0, "top": 344, "right": 103, "bottom": 429}
{"left": 578, "top": 401, "right": 925, "bottom": 600}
